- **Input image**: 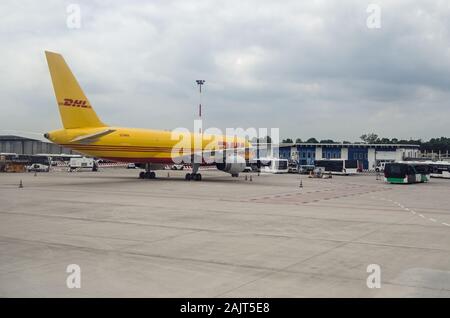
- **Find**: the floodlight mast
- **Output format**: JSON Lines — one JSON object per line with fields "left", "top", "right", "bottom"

{"left": 196, "top": 80, "right": 205, "bottom": 133}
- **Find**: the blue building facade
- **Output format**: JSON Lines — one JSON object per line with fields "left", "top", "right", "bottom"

{"left": 278, "top": 147, "right": 291, "bottom": 160}
{"left": 297, "top": 145, "right": 316, "bottom": 165}
{"left": 347, "top": 147, "right": 369, "bottom": 170}
{"left": 321, "top": 146, "right": 341, "bottom": 160}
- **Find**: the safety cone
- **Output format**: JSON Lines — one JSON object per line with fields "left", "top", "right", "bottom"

{"left": 299, "top": 179, "right": 303, "bottom": 188}
{"left": 245, "top": 175, "right": 248, "bottom": 181}
{"left": 250, "top": 176, "right": 253, "bottom": 182}
{"left": 19, "top": 180, "right": 23, "bottom": 188}
{"left": 167, "top": 172, "right": 170, "bottom": 178}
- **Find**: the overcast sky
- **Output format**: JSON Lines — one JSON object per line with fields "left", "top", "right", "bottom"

{"left": 1, "top": 0, "right": 449, "bottom": 141}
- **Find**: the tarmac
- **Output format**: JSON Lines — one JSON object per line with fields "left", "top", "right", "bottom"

{"left": 0, "top": 168, "right": 449, "bottom": 297}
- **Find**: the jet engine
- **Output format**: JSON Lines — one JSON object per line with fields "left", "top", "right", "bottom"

{"left": 216, "top": 155, "right": 247, "bottom": 177}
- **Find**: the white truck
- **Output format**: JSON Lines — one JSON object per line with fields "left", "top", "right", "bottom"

{"left": 68, "top": 157, "right": 98, "bottom": 172}
{"left": 375, "top": 161, "right": 394, "bottom": 172}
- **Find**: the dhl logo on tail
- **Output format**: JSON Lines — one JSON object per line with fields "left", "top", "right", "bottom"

{"left": 59, "top": 99, "right": 91, "bottom": 108}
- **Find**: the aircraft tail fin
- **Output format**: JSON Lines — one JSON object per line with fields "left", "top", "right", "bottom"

{"left": 45, "top": 51, "right": 106, "bottom": 129}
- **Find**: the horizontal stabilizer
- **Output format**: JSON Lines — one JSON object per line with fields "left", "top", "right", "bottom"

{"left": 70, "top": 129, "right": 116, "bottom": 143}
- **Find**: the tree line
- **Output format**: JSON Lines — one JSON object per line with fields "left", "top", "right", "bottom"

{"left": 254, "top": 133, "right": 450, "bottom": 153}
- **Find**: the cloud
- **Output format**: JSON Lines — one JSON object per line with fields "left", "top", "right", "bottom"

{"left": 0, "top": 0, "right": 449, "bottom": 140}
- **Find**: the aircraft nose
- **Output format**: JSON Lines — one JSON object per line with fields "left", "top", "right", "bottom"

{"left": 44, "top": 133, "right": 50, "bottom": 140}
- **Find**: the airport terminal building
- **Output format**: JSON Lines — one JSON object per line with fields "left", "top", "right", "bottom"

{"left": 0, "top": 135, "right": 74, "bottom": 155}
{"left": 275, "top": 143, "right": 421, "bottom": 171}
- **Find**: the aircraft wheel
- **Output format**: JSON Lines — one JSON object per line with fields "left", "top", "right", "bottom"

{"left": 149, "top": 172, "right": 156, "bottom": 179}
{"left": 139, "top": 171, "right": 145, "bottom": 179}
{"left": 194, "top": 173, "right": 202, "bottom": 181}
{"left": 185, "top": 173, "right": 192, "bottom": 181}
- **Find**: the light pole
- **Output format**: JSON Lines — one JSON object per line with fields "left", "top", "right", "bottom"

{"left": 196, "top": 80, "right": 205, "bottom": 133}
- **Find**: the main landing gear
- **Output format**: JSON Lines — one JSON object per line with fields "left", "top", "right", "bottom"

{"left": 139, "top": 171, "right": 156, "bottom": 179}
{"left": 139, "top": 164, "right": 156, "bottom": 179}
{"left": 185, "top": 173, "right": 202, "bottom": 181}
{"left": 185, "top": 163, "right": 202, "bottom": 181}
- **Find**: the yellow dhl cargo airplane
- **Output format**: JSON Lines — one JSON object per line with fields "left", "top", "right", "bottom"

{"left": 44, "top": 51, "right": 251, "bottom": 181}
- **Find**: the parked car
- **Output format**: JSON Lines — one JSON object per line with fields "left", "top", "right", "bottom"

{"left": 298, "top": 165, "right": 315, "bottom": 174}
{"left": 243, "top": 166, "right": 252, "bottom": 172}
{"left": 288, "top": 164, "right": 298, "bottom": 173}
{"left": 27, "top": 163, "right": 50, "bottom": 172}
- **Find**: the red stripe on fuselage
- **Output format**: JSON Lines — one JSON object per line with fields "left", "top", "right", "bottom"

{"left": 100, "top": 156, "right": 176, "bottom": 163}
